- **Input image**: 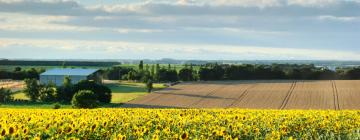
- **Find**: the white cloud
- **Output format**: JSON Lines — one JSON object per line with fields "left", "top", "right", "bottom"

{"left": 0, "top": 38, "right": 359, "bottom": 60}
{"left": 0, "top": 13, "right": 99, "bottom": 32}
{"left": 287, "top": 0, "right": 337, "bottom": 7}
{"left": 211, "top": 0, "right": 282, "bottom": 8}
{"left": 318, "top": 15, "right": 358, "bottom": 22}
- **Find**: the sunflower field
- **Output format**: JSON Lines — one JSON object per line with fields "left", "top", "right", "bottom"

{"left": 0, "top": 109, "right": 359, "bottom": 139}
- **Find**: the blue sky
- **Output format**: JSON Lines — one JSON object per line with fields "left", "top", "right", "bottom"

{"left": 0, "top": 0, "right": 359, "bottom": 60}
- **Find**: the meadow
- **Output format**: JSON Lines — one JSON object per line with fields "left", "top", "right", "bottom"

{"left": 0, "top": 109, "right": 359, "bottom": 139}
{"left": 2, "top": 80, "right": 166, "bottom": 109}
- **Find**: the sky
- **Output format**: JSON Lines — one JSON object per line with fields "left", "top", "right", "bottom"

{"left": 0, "top": 0, "right": 359, "bottom": 60}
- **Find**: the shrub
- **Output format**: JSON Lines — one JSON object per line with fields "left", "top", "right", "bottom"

{"left": 71, "top": 90, "right": 99, "bottom": 109}
{"left": 52, "top": 102, "right": 61, "bottom": 109}
{"left": 73, "top": 80, "right": 112, "bottom": 103}
{"left": 0, "top": 88, "right": 13, "bottom": 103}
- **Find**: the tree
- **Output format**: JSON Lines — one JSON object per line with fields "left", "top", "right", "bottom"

{"left": 39, "top": 83, "right": 56, "bottom": 102}
{"left": 24, "top": 79, "right": 41, "bottom": 102}
{"left": 105, "top": 66, "right": 133, "bottom": 80}
{"left": 179, "top": 68, "right": 194, "bottom": 81}
{"left": 145, "top": 64, "right": 149, "bottom": 72}
{"left": 168, "top": 64, "right": 171, "bottom": 70}
{"left": 139, "top": 60, "right": 144, "bottom": 71}
{"left": 56, "top": 76, "right": 75, "bottom": 102}
{"left": 146, "top": 80, "right": 153, "bottom": 93}
{"left": 73, "top": 80, "right": 112, "bottom": 103}
{"left": 154, "top": 64, "right": 160, "bottom": 82}
{"left": 71, "top": 90, "right": 99, "bottom": 109}
{"left": 0, "top": 88, "right": 13, "bottom": 103}
{"left": 14, "top": 67, "right": 21, "bottom": 72}
{"left": 150, "top": 65, "right": 155, "bottom": 78}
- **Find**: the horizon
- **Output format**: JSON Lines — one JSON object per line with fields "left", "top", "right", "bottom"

{"left": 0, "top": 0, "right": 360, "bottom": 60}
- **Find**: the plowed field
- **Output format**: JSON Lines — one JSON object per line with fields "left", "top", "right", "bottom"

{"left": 122, "top": 80, "right": 360, "bottom": 110}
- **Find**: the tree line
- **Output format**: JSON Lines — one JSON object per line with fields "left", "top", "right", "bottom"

{"left": 0, "top": 67, "right": 43, "bottom": 80}
{"left": 105, "top": 62, "right": 360, "bottom": 81}
{"left": 2, "top": 62, "right": 360, "bottom": 81}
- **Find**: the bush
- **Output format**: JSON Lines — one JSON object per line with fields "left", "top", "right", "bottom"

{"left": 39, "top": 84, "right": 57, "bottom": 102}
{"left": 71, "top": 90, "right": 99, "bottom": 109}
{"left": 0, "top": 88, "right": 13, "bottom": 103}
{"left": 24, "top": 79, "right": 41, "bottom": 102}
{"left": 53, "top": 102, "right": 61, "bottom": 109}
{"left": 73, "top": 80, "right": 112, "bottom": 103}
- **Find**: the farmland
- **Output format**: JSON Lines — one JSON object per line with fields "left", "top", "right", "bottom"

{"left": 124, "top": 80, "right": 360, "bottom": 110}
{"left": 0, "top": 80, "right": 24, "bottom": 92}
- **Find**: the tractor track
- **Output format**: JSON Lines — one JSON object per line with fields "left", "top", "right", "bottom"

{"left": 279, "top": 81, "right": 297, "bottom": 110}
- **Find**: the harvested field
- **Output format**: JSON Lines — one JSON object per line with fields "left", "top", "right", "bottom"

{"left": 122, "top": 80, "right": 360, "bottom": 110}
{"left": 0, "top": 80, "right": 24, "bottom": 92}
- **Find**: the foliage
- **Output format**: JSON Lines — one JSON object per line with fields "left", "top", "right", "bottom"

{"left": 0, "top": 109, "right": 358, "bottom": 139}
{"left": 104, "top": 66, "right": 133, "bottom": 80}
{"left": 0, "top": 88, "right": 13, "bottom": 103}
{"left": 198, "top": 63, "right": 352, "bottom": 80}
{"left": 178, "top": 68, "right": 195, "bottom": 81}
{"left": 38, "top": 83, "right": 57, "bottom": 102}
{"left": 73, "top": 80, "right": 112, "bottom": 103}
{"left": 139, "top": 60, "right": 144, "bottom": 71}
{"left": 0, "top": 68, "right": 43, "bottom": 80}
{"left": 71, "top": 90, "right": 99, "bottom": 109}
{"left": 157, "top": 68, "right": 178, "bottom": 82}
{"left": 146, "top": 80, "right": 153, "bottom": 93}
{"left": 52, "top": 102, "right": 61, "bottom": 109}
{"left": 56, "top": 76, "right": 75, "bottom": 103}
{"left": 24, "top": 79, "right": 41, "bottom": 102}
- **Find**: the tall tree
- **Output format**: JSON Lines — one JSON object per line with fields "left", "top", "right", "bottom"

{"left": 24, "top": 79, "right": 41, "bottom": 102}
{"left": 168, "top": 64, "right": 171, "bottom": 70}
{"left": 145, "top": 64, "right": 150, "bottom": 72}
{"left": 155, "top": 64, "right": 160, "bottom": 82}
{"left": 150, "top": 65, "right": 155, "bottom": 78}
{"left": 139, "top": 60, "right": 144, "bottom": 71}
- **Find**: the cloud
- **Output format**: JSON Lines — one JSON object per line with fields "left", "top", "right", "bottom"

{"left": 0, "top": 38, "right": 359, "bottom": 60}
{"left": 318, "top": 15, "right": 359, "bottom": 22}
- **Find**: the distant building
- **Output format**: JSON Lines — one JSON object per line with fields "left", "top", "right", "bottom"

{"left": 40, "top": 68, "right": 101, "bottom": 86}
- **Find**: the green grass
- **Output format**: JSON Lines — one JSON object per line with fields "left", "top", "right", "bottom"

{"left": 13, "top": 91, "right": 28, "bottom": 100}
{"left": 8, "top": 81, "right": 167, "bottom": 107}
{"left": 0, "top": 102, "right": 73, "bottom": 109}
{"left": 107, "top": 81, "right": 166, "bottom": 103}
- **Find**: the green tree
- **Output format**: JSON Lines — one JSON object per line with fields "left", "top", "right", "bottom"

{"left": 24, "top": 79, "right": 41, "bottom": 102}
{"left": 73, "top": 80, "right": 112, "bottom": 103}
{"left": 71, "top": 90, "right": 99, "bottom": 109}
{"left": 168, "top": 64, "right": 171, "bottom": 70}
{"left": 0, "top": 88, "right": 13, "bottom": 103}
{"left": 139, "top": 60, "right": 144, "bottom": 71}
{"left": 146, "top": 80, "right": 153, "bottom": 93}
{"left": 155, "top": 64, "right": 160, "bottom": 82}
{"left": 145, "top": 64, "right": 149, "bottom": 72}
{"left": 179, "top": 68, "right": 194, "bottom": 81}
{"left": 39, "top": 83, "right": 57, "bottom": 102}
{"left": 56, "top": 76, "right": 74, "bottom": 102}
{"left": 150, "top": 65, "right": 155, "bottom": 78}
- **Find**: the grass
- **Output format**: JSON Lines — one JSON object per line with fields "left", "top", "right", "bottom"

{"left": 107, "top": 81, "right": 167, "bottom": 103}
{"left": 6, "top": 81, "right": 167, "bottom": 108}
{"left": 0, "top": 102, "right": 73, "bottom": 109}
